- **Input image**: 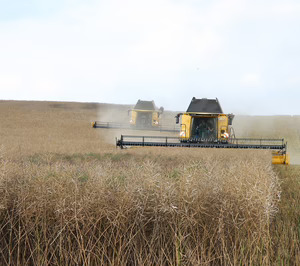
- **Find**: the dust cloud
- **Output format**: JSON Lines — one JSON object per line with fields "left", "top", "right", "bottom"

{"left": 93, "top": 103, "right": 131, "bottom": 145}
{"left": 233, "top": 115, "right": 300, "bottom": 164}
{"left": 96, "top": 103, "right": 133, "bottom": 124}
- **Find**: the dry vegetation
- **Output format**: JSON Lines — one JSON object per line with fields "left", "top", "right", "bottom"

{"left": 0, "top": 100, "right": 299, "bottom": 265}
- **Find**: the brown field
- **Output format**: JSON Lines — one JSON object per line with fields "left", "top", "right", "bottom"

{"left": 0, "top": 100, "right": 299, "bottom": 265}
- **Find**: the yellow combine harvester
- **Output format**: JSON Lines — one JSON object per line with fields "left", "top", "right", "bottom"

{"left": 92, "top": 100, "right": 179, "bottom": 132}
{"left": 128, "top": 100, "right": 164, "bottom": 128}
{"left": 116, "top": 97, "right": 290, "bottom": 165}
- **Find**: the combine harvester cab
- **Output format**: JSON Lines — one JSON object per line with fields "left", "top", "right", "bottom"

{"left": 116, "top": 97, "right": 290, "bottom": 165}
{"left": 176, "top": 97, "right": 234, "bottom": 143}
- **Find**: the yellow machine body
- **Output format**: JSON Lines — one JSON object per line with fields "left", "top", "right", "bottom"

{"left": 272, "top": 151, "right": 290, "bottom": 165}
{"left": 129, "top": 110, "right": 137, "bottom": 125}
{"left": 129, "top": 109, "right": 160, "bottom": 127}
{"left": 152, "top": 111, "right": 160, "bottom": 127}
{"left": 179, "top": 113, "right": 231, "bottom": 141}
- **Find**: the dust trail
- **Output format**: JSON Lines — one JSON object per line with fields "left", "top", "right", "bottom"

{"left": 92, "top": 103, "right": 131, "bottom": 145}
{"left": 234, "top": 115, "right": 300, "bottom": 165}
{"left": 96, "top": 103, "right": 133, "bottom": 124}
{"left": 290, "top": 151, "right": 300, "bottom": 165}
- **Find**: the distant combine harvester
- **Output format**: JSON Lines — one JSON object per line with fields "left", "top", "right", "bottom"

{"left": 92, "top": 99, "right": 180, "bottom": 133}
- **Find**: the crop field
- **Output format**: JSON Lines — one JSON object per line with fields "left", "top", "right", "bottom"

{"left": 0, "top": 100, "right": 299, "bottom": 265}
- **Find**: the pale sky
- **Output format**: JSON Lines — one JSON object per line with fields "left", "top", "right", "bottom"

{"left": 0, "top": 0, "right": 300, "bottom": 115}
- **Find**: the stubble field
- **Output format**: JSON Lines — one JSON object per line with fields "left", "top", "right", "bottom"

{"left": 0, "top": 100, "right": 299, "bottom": 265}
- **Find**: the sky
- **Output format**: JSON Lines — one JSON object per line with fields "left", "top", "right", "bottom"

{"left": 0, "top": 0, "right": 300, "bottom": 115}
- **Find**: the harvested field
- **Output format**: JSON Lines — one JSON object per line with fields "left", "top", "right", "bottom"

{"left": 0, "top": 100, "right": 299, "bottom": 265}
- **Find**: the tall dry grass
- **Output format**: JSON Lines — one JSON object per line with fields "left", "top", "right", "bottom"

{"left": 0, "top": 148, "right": 281, "bottom": 265}
{"left": 271, "top": 165, "right": 300, "bottom": 264}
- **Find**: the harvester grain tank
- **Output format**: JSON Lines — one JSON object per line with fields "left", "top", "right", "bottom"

{"left": 116, "top": 97, "right": 290, "bottom": 165}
